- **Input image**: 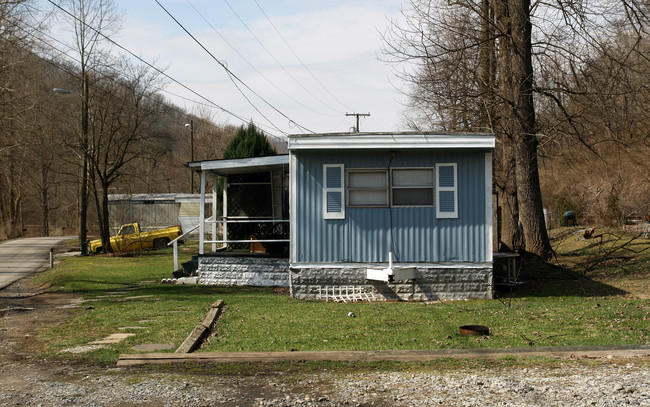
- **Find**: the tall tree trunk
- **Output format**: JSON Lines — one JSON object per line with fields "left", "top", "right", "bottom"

{"left": 493, "top": 0, "right": 523, "bottom": 252}
{"left": 479, "top": 0, "right": 496, "bottom": 127}
{"left": 479, "top": 2, "right": 497, "bottom": 252}
{"left": 8, "top": 157, "right": 22, "bottom": 238}
{"left": 90, "top": 170, "right": 113, "bottom": 253}
{"left": 509, "top": 0, "right": 552, "bottom": 259}
{"left": 496, "top": 140, "right": 522, "bottom": 251}
{"left": 41, "top": 165, "right": 49, "bottom": 236}
{"left": 100, "top": 181, "right": 112, "bottom": 252}
{"left": 41, "top": 187, "right": 49, "bottom": 236}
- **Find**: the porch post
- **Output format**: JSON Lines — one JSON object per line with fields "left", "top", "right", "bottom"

{"left": 212, "top": 173, "right": 218, "bottom": 251}
{"left": 199, "top": 170, "right": 206, "bottom": 254}
{"left": 222, "top": 175, "right": 228, "bottom": 247}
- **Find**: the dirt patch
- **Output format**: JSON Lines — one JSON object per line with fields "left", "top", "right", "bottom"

{"left": 0, "top": 278, "right": 101, "bottom": 396}
{"left": 0, "top": 279, "right": 82, "bottom": 363}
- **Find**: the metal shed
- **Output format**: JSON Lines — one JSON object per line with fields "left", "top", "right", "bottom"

{"left": 108, "top": 193, "right": 200, "bottom": 235}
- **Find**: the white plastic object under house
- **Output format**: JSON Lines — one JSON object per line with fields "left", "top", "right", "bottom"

{"left": 365, "top": 252, "right": 416, "bottom": 282}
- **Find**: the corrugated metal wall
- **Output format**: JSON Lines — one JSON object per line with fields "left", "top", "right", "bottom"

{"left": 292, "top": 150, "right": 488, "bottom": 263}
{"left": 109, "top": 202, "right": 179, "bottom": 234}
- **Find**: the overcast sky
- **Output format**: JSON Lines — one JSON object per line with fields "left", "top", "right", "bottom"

{"left": 48, "top": 0, "right": 409, "bottom": 139}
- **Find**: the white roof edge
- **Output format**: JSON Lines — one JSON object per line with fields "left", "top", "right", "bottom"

{"left": 288, "top": 132, "right": 495, "bottom": 150}
{"left": 197, "top": 154, "right": 289, "bottom": 171}
{"left": 108, "top": 193, "right": 200, "bottom": 201}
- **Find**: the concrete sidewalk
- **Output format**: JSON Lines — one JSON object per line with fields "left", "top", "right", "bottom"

{"left": 117, "top": 344, "right": 650, "bottom": 366}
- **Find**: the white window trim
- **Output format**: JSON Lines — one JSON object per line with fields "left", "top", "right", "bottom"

{"left": 323, "top": 164, "right": 345, "bottom": 219}
{"left": 346, "top": 169, "right": 389, "bottom": 208}
{"left": 436, "top": 163, "right": 458, "bottom": 219}
{"left": 390, "top": 167, "right": 435, "bottom": 207}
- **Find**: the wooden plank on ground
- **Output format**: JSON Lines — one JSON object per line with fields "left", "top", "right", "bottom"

{"left": 118, "top": 346, "right": 650, "bottom": 366}
{"left": 175, "top": 300, "right": 225, "bottom": 354}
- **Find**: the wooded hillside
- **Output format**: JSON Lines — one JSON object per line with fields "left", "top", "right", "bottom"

{"left": 0, "top": 1, "right": 247, "bottom": 240}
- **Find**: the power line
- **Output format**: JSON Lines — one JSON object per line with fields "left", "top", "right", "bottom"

{"left": 20, "top": 22, "right": 233, "bottom": 135}
{"left": 252, "top": 0, "right": 352, "bottom": 113}
{"left": 13, "top": 19, "right": 255, "bottom": 150}
{"left": 222, "top": 0, "right": 344, "bottom": 116}
{"left": 24, "top": 24, "right": 280, "bottom": 142}
{"left": 154, "top": 0, "right": 316, "bottom": 135}
{"left": 44, "top": 0, "right": 287, "bottom": 141}
{"left": 186, "top": 0, "right": 340, "bottom": 118}
{"left": 154, "top": 0, "right": 286, "bottom": 137}
{"left": 26, "top": 34, "right": 237, "bottom": 138}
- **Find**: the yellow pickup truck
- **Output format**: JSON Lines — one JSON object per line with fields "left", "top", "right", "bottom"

{"left": 89, "top": 223, "right": 182, "bottom": 254}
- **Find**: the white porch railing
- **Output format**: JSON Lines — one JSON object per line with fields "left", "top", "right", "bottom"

{"left": 201, "top": 218, "right": 290, "bottom": 245}
{"left": 168, "top": 217, "right": 212, "bottom": 272}
{"left": 170, "top": 217, "right": 289, "bottom": 272}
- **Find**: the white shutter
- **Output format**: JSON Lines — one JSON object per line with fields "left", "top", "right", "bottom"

{"left": 323, "top": 164, "right": 345, "bottom": 219}
{"left": 436, "top": 163, "right": 458, "bottom": 219}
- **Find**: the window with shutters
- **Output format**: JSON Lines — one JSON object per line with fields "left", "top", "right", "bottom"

{"left": 390, "top": 168, "right": 434, "bottom": 207}
{"left": 346, "top": 169, "right": 389, "bottom": 207}
{"left": 323, "top": 164, "right": 345, "bottom": 219}
{"left": 436, "top": 163, "right": 458, "bottom": 218}
{"left": 323, "top": 163, "right": 458, "bottom": 217}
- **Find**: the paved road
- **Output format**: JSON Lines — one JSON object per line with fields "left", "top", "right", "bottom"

{"left": 0, "top": 236, "right": 73, "bottom": 290}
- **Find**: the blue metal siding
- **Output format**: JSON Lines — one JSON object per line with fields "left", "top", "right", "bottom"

{"left": 293, "top": 150, "right": 488, "bottom": 263}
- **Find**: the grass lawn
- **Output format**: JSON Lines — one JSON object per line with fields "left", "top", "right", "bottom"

{"left": 31, "top": 229, "right": 650, "bottom": 365}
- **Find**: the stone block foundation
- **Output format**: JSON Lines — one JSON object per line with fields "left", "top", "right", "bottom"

{"left": 198, "top": 255, "right": 289, "bottom": 287}
{"left": 289, "top": 263, "right": 493, "bottom": 301}
{"left": 197, "top": 256, "right": 493, "bottom": 300}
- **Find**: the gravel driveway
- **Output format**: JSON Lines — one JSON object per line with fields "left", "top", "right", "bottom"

{"left": 0, "top": 359, "right": 648, "bottom": 406}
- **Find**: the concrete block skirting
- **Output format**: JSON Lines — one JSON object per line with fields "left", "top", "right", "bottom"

{"left": 289, "top": 264, "right": 493, "bottom": 301}
{"left": 198, "top": 255, "right": 290, "bottom": 287}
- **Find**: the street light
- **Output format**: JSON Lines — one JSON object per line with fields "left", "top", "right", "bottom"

{"left": 185, "top": 119, "right": 194, "bottom": 193}
{"left": 53, "top": 78, "right": 89, "bottom": 256}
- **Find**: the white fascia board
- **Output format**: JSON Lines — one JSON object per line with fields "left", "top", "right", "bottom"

{"left": 288, "top": 133, "right": 495, "bottom": 151}
{"left": 199, "top": 155, "right": 290, "bottom": 172}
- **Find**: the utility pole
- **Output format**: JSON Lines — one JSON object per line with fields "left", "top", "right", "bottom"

{"left": 80, "top": 72, "right": 89, "bottom": 255}
{"left": 346, "top": 112, "right": 370, "bottom": 132}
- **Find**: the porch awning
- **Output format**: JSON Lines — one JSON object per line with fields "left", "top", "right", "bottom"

{"left": 187, "top": 155, "right": 289, "bottom": 176}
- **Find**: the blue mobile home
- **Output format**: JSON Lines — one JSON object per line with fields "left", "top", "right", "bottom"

{"left": 189, "top": 132, "right": 495, "bottom": 300}
{"left": 288, "top": 132, "right": 495, "bottom": 300}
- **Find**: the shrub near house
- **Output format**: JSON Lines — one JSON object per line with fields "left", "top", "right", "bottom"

{"left": 89, "top": 223, "right": 182, "bottom": 254}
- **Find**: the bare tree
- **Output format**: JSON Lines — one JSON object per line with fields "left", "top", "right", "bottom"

{"left": 383, "top": 0, "right": 649, "bottom": 259}
{"left": 57, "top": 0, "right": 121, "bottom": 253}
{"left": 86, "top": 59, "right": 165, "bottom": 252}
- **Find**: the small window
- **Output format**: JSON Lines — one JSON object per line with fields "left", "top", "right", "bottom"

{"left": 120, "top": 225, "right": 135, "bottom": 235}
{"left": 347, "top": 170, "right": 388, "bottom": 207}
{"left": 436, "top": 163, "right": 458, "bottom": 218}
{"left": 391, "top": 168, "right": 434, "bottom": 206}
{"left": 323, "top": 164, "right": 345, "bottom": 219}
